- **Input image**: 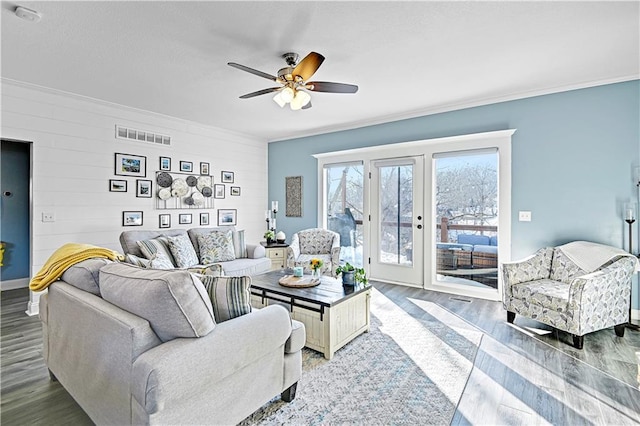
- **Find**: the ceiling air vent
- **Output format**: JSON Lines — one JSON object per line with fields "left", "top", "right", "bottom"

{"left": 116, "top": 125, "right": 171, "bottom": 146}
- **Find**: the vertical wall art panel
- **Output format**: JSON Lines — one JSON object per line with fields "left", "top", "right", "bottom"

{"left": 285, "top": 176, "right": 303, "bottom": 217}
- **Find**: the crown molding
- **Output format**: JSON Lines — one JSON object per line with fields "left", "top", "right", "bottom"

{"left": 268, "top": 74, "right": 639, "bottom": 143}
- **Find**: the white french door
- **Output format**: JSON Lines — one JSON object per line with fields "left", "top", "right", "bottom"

{"left": 369, "top": 156, "right": 424, "bottom": 286}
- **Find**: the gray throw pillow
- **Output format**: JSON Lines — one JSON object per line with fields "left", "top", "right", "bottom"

{"left": 99, "top": 263, "right": 215, "bottom": 342}
{"left": 197, "top": 275, "right": 252, "bottom": 322}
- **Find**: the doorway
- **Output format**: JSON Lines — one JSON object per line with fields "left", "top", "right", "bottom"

{"left": 1, "top": 139, "right": 32, "bottom": 291}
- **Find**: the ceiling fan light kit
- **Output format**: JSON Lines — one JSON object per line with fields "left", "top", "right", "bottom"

{"left": 228, "top": 51, "right": 358, "bottom": 111}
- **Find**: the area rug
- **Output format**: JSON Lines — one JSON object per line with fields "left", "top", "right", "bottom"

{"left": 240, "top": 288, "right": 484, "bottom": 425}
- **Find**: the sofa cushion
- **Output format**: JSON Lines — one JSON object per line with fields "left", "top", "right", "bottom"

{"left": 99, "top": 263, "right": 215, "bottom": 342}
{"left": 61, "top": 258, "right": 113, "bottom": 295}
{"left": 220, "top": 257, "right": 272, "bottom": 276}
{"left": 136, "top": 237, "right": 176, "bottom": 268}
{"left": 457, "top": 234, "right": 491, "bottom": 246}
{"left": 167, "top": 234, "right": 200, "bottom": 268}
{"left": 511, "top": 278, "right": 570, "bottom": 311}
{"left": 198, "top": 230, "right": 236, "bottom": 264}
{"left": 197, "top": 275, "right": 252, "bottom": 322}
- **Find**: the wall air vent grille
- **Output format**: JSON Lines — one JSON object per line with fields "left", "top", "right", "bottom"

{"left": 115, "top": 125, "right": 171, "bottom": 146}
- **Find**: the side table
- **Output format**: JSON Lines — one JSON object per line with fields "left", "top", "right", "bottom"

{"left": 260, "top": 241, "right": 289, "bottom": 271}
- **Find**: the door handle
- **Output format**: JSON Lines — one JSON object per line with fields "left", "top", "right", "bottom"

{"left": 416, "top": 224, "right": 423, "bottom": 229}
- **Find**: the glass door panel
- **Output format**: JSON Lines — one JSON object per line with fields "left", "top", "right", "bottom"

{"left": 324, "top": 162, "right": 364, "bottom": 268}
{"left": 370, "top": 157, "right": 424, "bottom": 286}
{"left": 434, "top": 149, "right": 499, "bottom": 291}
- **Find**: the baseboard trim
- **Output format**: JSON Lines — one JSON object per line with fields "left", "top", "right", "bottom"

{"left": 25, "top": 300, "right": 39, "bottom": 316}
{"left": 0, "top": 277, "right": 29, "bottom": 291}
{"left": 632, "top": 308, "right": 639, "bottom": 322}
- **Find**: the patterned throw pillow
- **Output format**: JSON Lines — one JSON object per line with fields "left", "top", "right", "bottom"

{"left": 197, "top": 230, "right": 236, "bottom": 264}
{"left": 197, "top": 275, "right": 252, "bottom": 322}
{"left": 232, "top": 229, "right": 247, "bottom": 259}
{"left": 136, "top": 237, "right": 176, "bottom": 268}
{"left": 167, "top": 234, "right": 200, "bottom": 268}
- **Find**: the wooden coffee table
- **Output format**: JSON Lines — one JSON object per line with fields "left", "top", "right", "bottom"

{"left": 251, "top": 270, "right": 371, "bottom": 360}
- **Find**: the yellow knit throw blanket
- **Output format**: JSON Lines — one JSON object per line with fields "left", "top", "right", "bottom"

{"left": 29, "top": 243, "right": 124, "bottom": 292}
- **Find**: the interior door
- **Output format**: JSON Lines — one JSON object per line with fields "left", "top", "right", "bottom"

{"left": 369, "top": 156, "right": 424, "bottom": 286}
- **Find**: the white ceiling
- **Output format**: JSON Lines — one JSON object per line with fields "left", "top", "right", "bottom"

{"left": 1, "top": 1, "right": 639, "bottom": 141}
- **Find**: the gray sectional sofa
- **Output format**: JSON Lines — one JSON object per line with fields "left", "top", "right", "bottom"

{"left": 119, "top": 227, "right": 271, "bottom": 276}
{"left": 40, "top": 260, "right": 305, "bottom": 424}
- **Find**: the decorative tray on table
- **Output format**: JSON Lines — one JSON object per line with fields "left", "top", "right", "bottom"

{"left": 278, "top": 275, "right": 321, "bottom": 288}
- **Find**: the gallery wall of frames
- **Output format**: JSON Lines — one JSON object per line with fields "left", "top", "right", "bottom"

{"left": 111, "top": 151, "right": 242, "bottom": 228}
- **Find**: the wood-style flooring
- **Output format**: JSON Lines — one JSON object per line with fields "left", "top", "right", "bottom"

{"left": 2, "top": 284, "right": 639, "bottom": 425}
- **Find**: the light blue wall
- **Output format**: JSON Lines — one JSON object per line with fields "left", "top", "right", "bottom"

{"left": 268, "top": 80, "right": 640, "bottom": 307}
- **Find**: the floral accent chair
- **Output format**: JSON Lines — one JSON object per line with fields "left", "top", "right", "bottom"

{"left": 286, "top": 228, "right": 340, "bottom": 277}
{"left": 502, "top": 241, "right": 638, "bottom": 349}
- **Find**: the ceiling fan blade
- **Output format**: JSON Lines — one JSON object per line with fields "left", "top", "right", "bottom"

{"left": 239, "top": 87, "right": 281, "bottom": 99}
{"left": 292, "top": 52, "right": 325, "bottom": 81}
{"left": 307, "top": 81, "right": 358, "bottom": 94}
{"left": 302, "top": 101, "right": 312, "bottom": 110}
{"left": 228, "top": 62, "right": 278, "bottom": 82}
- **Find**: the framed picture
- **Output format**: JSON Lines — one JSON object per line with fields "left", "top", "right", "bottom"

{"left": 123, "top": 211, "right": 143, "bottom": 226}
{"left": 221, "top": 171, "right": 234, "bottom": 183}
{"left": 159, "top": 214, "right": 171, "bottom": 229}
{"left": 180, "top": 161, "right": 193, "bottom": 173}
{"left": 217, "top": 209, "right": 237, "bottom": 226}
{"left": 200, "top": 212, "right": 210, "bottom": 226}
{"left": 214, "top": 184, "right": 225, "bottom": 199}
{"left": 109, "top": 179, "right": 127, "bottom": 192}
{"left": 159, "top": 156, "right": 171, "bottom": 171}
{"left": 200, "top": 162, "right": 210, "bottom": 175}
{"left": 179, "top": 213, "right": 192, "bottom": 224}
{"left": 136, "top": 179, "right": 152, "bottom": 198}
{"left": 115, "top": 153, "right": 146, "bottom": 177}
{"left": 230, "top": 186, "right": 241, "bottom": 196}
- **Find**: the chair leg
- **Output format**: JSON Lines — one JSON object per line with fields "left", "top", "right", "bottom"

{"left": 281, "top": 382, "right": 297, "bottom": 402}
{"left": 507, "top": 311, "right": 516, "bottom": 324}
{"left": 572, "top": 334, "right": 584, "bottom": 350}
{"left": 614, "top": 324, "right": 625, "bottom": 337}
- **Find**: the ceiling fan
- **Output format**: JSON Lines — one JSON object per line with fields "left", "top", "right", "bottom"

{"left": 228, "top": 51, "right": 358, "bottom": 110}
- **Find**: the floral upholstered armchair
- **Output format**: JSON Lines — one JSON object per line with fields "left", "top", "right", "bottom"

{"left": 502, "top": 241, "right": 638, "bottom": 349}
{"left": 286, "top": 228, "right": 341, "bottom": 277}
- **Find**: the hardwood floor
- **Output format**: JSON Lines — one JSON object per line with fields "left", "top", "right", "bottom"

{"left": 2, "top": 285, "right": 639, "bottom": 425}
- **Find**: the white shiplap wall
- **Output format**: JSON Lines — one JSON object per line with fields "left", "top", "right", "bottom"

{"left": 1, "top": 79, "right": 268, "bottom": 312}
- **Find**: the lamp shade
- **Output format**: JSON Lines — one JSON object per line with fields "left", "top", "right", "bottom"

{"left": 273, "top": 91, "right": 286, "bottom": 108}
{"left": 280, "top": 87, "right": 295, "bottom": 103}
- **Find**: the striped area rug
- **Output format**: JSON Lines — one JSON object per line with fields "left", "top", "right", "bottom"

{"left": 241, "top": 288, "right": 484, "bottom": 425}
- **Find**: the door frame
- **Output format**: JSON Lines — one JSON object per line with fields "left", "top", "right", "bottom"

{"left": 0, "top": 138, "right": 33, "bottom": 293}
{"left": 369, "top": 155, "right": 425, "bottom": 287}
{"left": 314, "top": 129, "right": 515, "bottom": 301}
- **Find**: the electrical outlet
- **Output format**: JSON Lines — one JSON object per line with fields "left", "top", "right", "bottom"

{"left": 42, "top": 212, "right": 55, "bottom": 222}
{"left": 518, "top": 211, "right": 532, "bottom": 222}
